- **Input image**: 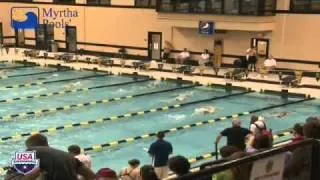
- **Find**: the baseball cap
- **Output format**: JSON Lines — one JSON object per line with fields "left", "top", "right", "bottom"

{"left": 96, "top": 168, "right": 117, "bottom": 178}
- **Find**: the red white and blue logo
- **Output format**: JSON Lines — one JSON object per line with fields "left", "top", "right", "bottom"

{"left": 11, "top": 151, "right": 39, "bottom": 175}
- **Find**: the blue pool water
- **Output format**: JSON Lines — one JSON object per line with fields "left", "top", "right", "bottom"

{"left": 0, "top": 63, "right": 318, "bottom": 175}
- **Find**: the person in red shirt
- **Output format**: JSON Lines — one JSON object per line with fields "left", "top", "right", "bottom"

{"left": 291, "top": 123, "right": 304, "bottom": 143}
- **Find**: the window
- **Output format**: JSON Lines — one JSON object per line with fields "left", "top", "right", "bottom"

{"left": 291, "top": 0, "right": 311, "bottom": 11}
{"left": 311, "top": 0, "right": 320, "bottom": 10}
{"left": 241, "top": 0, "right": 257, "bottom": 15}
{"left": 158, "top": 0, "right": 174, "bottom": 12}
{"left": 207, "top": 0, "right": 223, "bottom": 14}
{"left": 224, "top": 0, "right": 239, "bottom": 14}
{"left": 54, "top": 0, "right": 76, "bottom": 4}
{"left": 156, "top": 0, "right": 276, "bottom": 16}
{"left": 176, "top": 0, "right": 190, "bottom": 12}
{"left": 291, "top": 0, "right": 320, "bottom": 12}
{"left": 135, "top": 0, "right": 156, "bottom": 7}
{"left": 87, "top": 0, "right": 110, "bottom": 5}
{"left": 190, "top": 0, "right": 207, "bottom": 13}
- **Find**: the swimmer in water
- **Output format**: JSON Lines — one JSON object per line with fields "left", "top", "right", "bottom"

{"left": 147, "top": 80, "right": 161, "bottom": 88}
{"left": 194, "top": 106, "right": 216, "bottom": 115}
{"left": 176, "top": 94, "right": 191, "bottom": 102}
{"left": 65, "top": 81, "right": 81, "bottom": 89}
{"left": 52, "top": 74, "right": 59, "bottom": 77}
{"left": 277, "top": 111, "right": 288, "bottom": 118}
{"left": 0, "top": 70, "right": 8, "bottom": 78}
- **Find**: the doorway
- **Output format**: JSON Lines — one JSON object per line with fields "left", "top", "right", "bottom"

{"left": 148, "top": 32, "right": 162, "bottom": 61}
{"left": 214, "top": 39, "right": 223, "bottom": 68}
{"left": 15, "top": 29, "right": 25, "bottom": 47}
{"left": 66, "top": 26, "right": 77, "bottom": 53}
{"left": 36, "top": 24, "right": 54, "bottom": 51}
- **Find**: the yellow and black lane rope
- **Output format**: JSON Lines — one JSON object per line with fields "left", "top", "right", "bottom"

{"left": 0, "top": 69, "right": 71, "bottom": 79}
{"left": 0, "top": 73, "right": 109, "bottom": 90}
{"left": 0, "top": 91, "right": 252, "bottom": 142}
{"left": 0, "top": 129, "right": 294, "bottom": 176}
{"left": 0, "top": 78, "right": 152, "bottom": 104}
{"left": 0, "top": 84, "right": 197, "bottom": 122}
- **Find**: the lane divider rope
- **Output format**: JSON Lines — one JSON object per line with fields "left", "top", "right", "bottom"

{"left": 0, "top": 129, "right": 294, "bottom": 175}
{"left": 0, "top": 91, "right": 252, "bottom": 141}
{"left": 0, "top": 84, "right": 197, "bottom": 123}
{"left": 0, "top": 69, "right": 71, "bottom": 79}
{"left": 0, "top": 78, "right": 152, "bottom": 104}
{"left": 0, "top": 74, "right": 110, "bottom": 90}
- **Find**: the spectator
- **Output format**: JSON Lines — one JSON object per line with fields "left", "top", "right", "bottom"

{"left": 284, "top": 119, "right": 320, "bottom": 179}
{"left": 140, "top": 165, "right": 159, "bottom": 180}
{"left": 215, "top": 118, "right": 251, "bottom": 151}
{"left": 5, "top": 134, "right": 95, "bottom": 180}
{"left": 148, "top": 131, "right": 173, "bottom": 179}
{"left": 219, "top": 146, "right": 241, "bottom": 158}
{"left": 249, "top": 115, "right": 267, "bottom": 135}
{"left": 200, "top": 49, "right": 210, "bottom": 66}
{"left": 168, "top": 155, "right": 190, "bottom": 177}
{"left": 291, "top": 123, "right": 304, "bottom": 144}
{"left": 213, "top": 152, "right": 250, "bottom": 180}
{"left": 176, "top": 48, "right": 190, "bottom": 64}
{"left": 247, "top": 134, "right": 273, "bottom": 153}
{"left": 68, "top": 144, "right": 92, "bottom": 169}
{"left": 96, "top": 168, "right": 118, "bottom": 180}
{"left": 119, "top": 159, "right": 141, "bottom": 180}
{"left": 244, "top": 48, "right": 257, "bottom": 71}
{"left": 264, "top": 55, "right": 277, "bottom": 70}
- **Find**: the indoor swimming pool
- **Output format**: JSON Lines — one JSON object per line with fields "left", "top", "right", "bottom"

{"left": 0, "top": 62, "right": 318, "bottom": 174}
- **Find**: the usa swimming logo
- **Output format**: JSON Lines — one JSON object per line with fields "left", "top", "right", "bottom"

{"left": 12, "top": 151, "right": 39, "bottom": 175}
{"left": 11, "top": 7, "right": 39, "bottom": 30}
{"left": 199, "top": 21, "right": 214, "bottom": 35}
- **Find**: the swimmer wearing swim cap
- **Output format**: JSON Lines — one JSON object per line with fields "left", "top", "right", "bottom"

{"left": 277, "top": 112, "right": 288, "bottom": 118}
{"left": 194, "top": 106, "right": 216, "bottom": 115}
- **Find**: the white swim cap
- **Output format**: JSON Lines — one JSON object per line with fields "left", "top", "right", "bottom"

{"left": 258, "top": 116, "right": 265, "bottom": 121}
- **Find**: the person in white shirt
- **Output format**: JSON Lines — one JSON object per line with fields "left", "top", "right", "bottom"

{"left": 176, "top": 48, "right": 190, "bottom": 64}
{"left": 249, "top": 115, "right": 267, "bottom": 135}
{"left": 200, "top": 49, "right": 210, "bottom": 66}
{"left": 68, "top": 145, "right": 92, "bottom": 169}
{"left": 264, "top": 55, "right": 277, "bottom": 69}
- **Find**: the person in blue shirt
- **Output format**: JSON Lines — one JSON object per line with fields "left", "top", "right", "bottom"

{"left": 148, "top": 131, "right": 173, "bottom": 179}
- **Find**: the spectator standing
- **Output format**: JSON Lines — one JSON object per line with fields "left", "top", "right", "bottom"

{"left": 249, "top": 115, "right": 267, "bottom": 135}
{"left": 119, "top": 159, "right": 141, "bottom": 180}
{"left": 176, "top": 48, "right": 190, "bottom": 64}
{"left": 148, "top": 131, "right": 173, "bottom": 179}
{"left": 68, "top": 145, "right": 92, "bottom": 169}
{"left": 216, "top": 118, "right": 251, "bottom": 151}
{"left": 200, "top": 49, "right": 210, "bottom": 66}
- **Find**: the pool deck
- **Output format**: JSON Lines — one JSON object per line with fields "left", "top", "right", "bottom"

{"left": 1, "top": 48, "right": 320, "bottom": 98}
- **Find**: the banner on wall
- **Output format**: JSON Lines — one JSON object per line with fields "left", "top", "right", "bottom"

{"left": 250, "top": 153, "right": 286, "bottom": 180}
{"left": 199, "top": 21, "right": 214, "bottom": 35}
{"left": 11, "top": 7, "right": 79, "bottom": 29}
